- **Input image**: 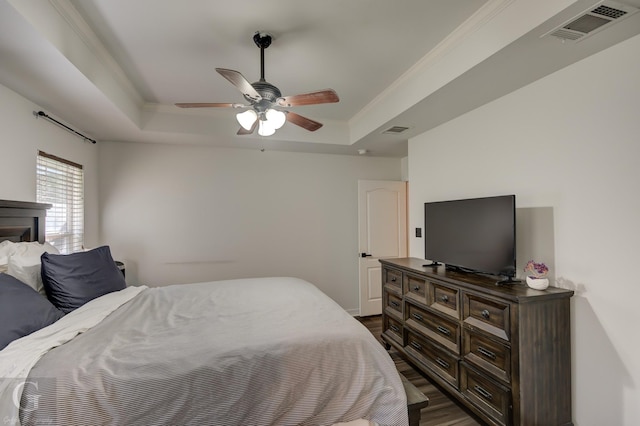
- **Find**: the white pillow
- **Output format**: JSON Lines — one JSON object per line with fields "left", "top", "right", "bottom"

{"left": 7, "top": 255, "right": 46, "bottom": 294}
{"left": 4, "top": 242, "right": 60, "bottom": 295}
{"left": 0, "top": 240, "right": 15, "bottom": 266}
{"left": 11, "top": 241, "right": 59, "bottom": 257}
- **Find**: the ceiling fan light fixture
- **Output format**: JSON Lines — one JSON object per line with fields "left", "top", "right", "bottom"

{"left": 258, "top": 120, "right": 276, "bottom": 137}
{"left": 265, "top": 109, "right": 286, "bottom": 130}
{"left": 236, "top": 109, "right": 258, "bottom": 130}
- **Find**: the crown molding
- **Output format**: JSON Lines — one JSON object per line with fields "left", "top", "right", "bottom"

{"left": 48, "top": 0, "right": 144, "bottom": 106}
{"left": 351, "top": 0, "right": 516, "bottom": 125}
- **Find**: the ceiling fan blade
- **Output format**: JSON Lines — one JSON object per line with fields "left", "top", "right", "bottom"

{"left": 286, "top": 111, "right": 323, "bottom": 132}
{"left": 215, "top": 68, "right": 262, "bottom": 102}
{"left": 276, "top": 89, "right": 339, "bottom": 107}
{"left": 237, "top": 120, "right": 258, "bottom": 136}
{"left": 175, "top": 103, "right": 244, "bottom": 108}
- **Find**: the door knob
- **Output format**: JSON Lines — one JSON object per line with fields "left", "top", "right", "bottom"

{"left": 360, "top": 252, "right": 372, "bottom": 258}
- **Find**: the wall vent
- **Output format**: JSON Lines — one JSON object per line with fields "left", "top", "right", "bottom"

{"left": 382, "top": 126, "right": 410, "bottom": 134}
{"left": 543, "top": 1, "right": 638, "bottom": 42}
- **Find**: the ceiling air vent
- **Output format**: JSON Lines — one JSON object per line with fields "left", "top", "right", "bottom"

{"left": 382, "top": 126, "right": 410, "bottom": 134}
{"left": 543, "top": 0, "right": 638, "bottom": 42}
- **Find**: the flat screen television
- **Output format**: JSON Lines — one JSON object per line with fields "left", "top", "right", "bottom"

{"left": 424, "top": 195, "right": 516, "bottom": 282}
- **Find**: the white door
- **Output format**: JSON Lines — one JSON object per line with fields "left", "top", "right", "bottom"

{"left": 358, "top": 180, "right": 407, "bottom": 316}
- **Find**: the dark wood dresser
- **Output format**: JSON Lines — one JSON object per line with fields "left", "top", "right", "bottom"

{"left": 380, "top": 257, "right": 573, "bottom": 426}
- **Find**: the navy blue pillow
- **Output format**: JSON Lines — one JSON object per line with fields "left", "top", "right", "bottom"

{"left": 41, "top": 246, "right": 126, "bottom": 314}
{"left": 0, "top": 273, "right": 64, "bottom": 350}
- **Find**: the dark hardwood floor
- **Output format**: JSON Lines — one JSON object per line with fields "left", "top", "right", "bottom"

{"left": 357, "top": 315, "right": 483, "bottom": 426}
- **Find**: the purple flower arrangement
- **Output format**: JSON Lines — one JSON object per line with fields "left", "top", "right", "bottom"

{"left": 524, "top": 260, "right": 548, "bottom": 279}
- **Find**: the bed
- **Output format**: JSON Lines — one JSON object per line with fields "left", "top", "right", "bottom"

{"left": 0, "top": 199, "right": 408, "bottom": 425}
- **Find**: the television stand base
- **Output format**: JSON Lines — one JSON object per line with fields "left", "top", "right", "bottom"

{"left": 496, "top": 277, "right": 521, "bottom": 286}
{"left": 422, "top": 261, "right": 442, "bottom": 267}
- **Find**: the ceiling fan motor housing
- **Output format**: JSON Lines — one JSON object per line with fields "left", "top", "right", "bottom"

{"left": 247, "top": 81, "right": 282, "bottom": 112}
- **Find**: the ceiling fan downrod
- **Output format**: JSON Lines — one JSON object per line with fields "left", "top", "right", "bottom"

{"left": 248, "top": 32, "right": 281, "bottom": 108}
{"left": 253, "top": 32, "right": 272, "bottom": 82}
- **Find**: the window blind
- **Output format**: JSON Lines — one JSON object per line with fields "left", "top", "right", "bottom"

{"left": 36, "top": 151, "right": 84, "bottom": 254}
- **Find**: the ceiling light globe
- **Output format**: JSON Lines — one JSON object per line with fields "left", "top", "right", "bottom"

{"left": 265, "top": 109, "right": 286, "bottom": 129}
{"left": 236, "top": 109, "right": 258, "bottom": 130}
{"left": 258, "top": 120, "right": 276, "bottom": 137}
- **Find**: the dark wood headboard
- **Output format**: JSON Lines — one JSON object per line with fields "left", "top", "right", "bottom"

{"left": 0, "top": 200, "right": 51, "bottom": 243}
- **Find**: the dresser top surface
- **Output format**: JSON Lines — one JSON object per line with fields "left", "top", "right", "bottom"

{"left": 380, "top": 257, "right": 574, "bottom": 302}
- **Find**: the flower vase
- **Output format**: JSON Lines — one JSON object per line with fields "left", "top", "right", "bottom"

{"left": 526, "top": 276, "right": 549, "bottom": 290}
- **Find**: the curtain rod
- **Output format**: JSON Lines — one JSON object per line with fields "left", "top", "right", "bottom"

{"left": 33, "top": 110, "right": 97, "bottom": 144}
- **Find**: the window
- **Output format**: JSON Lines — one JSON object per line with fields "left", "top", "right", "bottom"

{"left": 36, "top": 151, "right": 84, "bottom": 254}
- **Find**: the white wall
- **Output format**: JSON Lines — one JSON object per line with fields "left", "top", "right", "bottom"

{"left": 408, "top": 34, "right": 640, "bottom": 426}
{"left": 0, "top": 84, "right": 100, "bottom": 247}
{"left": 98, "top": 141, "right": 401, "bottom": 312}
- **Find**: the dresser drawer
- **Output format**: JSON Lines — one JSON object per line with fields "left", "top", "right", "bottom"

{"left": 404, "top": 273, "right": 427, "bottom": 303}
{"left": 463, "top": 330, "right": 511, "bottom": 384}
{"left": 463, "top": 293, "right": 510, "bottom": 341}
{"left": 385, "top": 291, "right": 403, "bottom": 317}
{"left": 429, "top": 282, "right": 460, "bottom": 320}
{"left": 406, "top": 303, "right": 460, "bottom": 354}
{"left": 383, "top": 267, "right": 402, "bottom": 292}
{"left": 460, "top": 363, "right": 511, "bottom": 426}
{"left": 383, "top": 315, "right": 404, "bottom": 346}
{"left": 406, "top": 331, "right": 459, "bottom": 389}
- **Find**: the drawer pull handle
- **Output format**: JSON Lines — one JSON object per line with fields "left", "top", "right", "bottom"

{"left": 481, "top": 309, "right": 490, "bottom": 319}
{"left": 391, "top": 277, "right": 397, "bottom": 282}
{"left": 478, "top": 346, "right": 497, "bottom": 360}
{"left": 390, "top": 301, "right": 400, "bottom": 307}
{"left": 412, "top": 313, "right": 423, "bottom": 321}
{"left": 410, "top": 341, "right": 422, "bottom": 351}
{"left": 390, "top": 325, "right": 400, "bottom": 333}
{"left": 440, "top": 295, "right": 449, "bottom": 303}
{"left": 437, "top": 325, "right": 451, "bottom": 336}
{"left": 474, "top": 385, "right": 493, "bottom": 401}
{"left": 435, "top": 358, "right": 450, "bottom": 369}
{"left": 413, "top": 286, "right": 420, "bottom": 291}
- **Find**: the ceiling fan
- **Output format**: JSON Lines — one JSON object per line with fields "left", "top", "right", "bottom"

{"left": 175, "top": 32, "right": 339, "bottom": 136}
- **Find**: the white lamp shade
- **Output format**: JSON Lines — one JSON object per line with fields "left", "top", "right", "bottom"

{"left": 258, "top": 120, "right": 276, "bottom": 136}
{"left": 236, "top": 109, "right": 258, "bottom": 130}
{"left": 265, "top": 109, "right": 286, "bottom": 129}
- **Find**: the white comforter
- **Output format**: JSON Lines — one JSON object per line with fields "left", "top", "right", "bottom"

{"left": 1, "top": 277, "right": 408, "bottom": 425}
{"left": 0, "top": 285, "right": 146, "bottom": 423}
